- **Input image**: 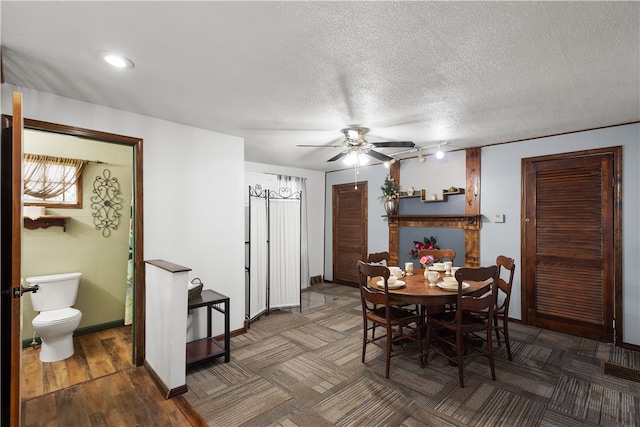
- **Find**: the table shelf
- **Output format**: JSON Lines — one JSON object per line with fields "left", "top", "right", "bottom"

{"left": 186, "top": 289, "right": 230, "bottom": 368}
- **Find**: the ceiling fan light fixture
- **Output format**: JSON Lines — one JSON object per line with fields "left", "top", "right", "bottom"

{"left": 100, "top": 51, "right": 134, "bottom": 69}
{"left": 343, "top": 151, "right": 369, "bottom": 166}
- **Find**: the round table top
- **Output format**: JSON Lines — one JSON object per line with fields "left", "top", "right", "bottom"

{"left": 367, "top": 269, "right": 491, "bottom": 306}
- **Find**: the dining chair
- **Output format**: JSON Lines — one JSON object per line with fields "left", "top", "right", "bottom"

{"left": 367, "top": 252, "right": 418, "bottom": 317}
{"left": 357, "top": 260, "right": 424, "bottom": 378}
{"left": 419, "top": 248, "right": 457, "bottom": 312}
{"left": 494, "top": 255, "right": 516, "bottom": 361}
{"left": 424, "top": 265, "right": 500, "bottom": 387}
{"left": 417, "top": 248, "right": 456, "bottom": 264}
{"left": 367, "top": 251, "right": 390, "bottom": 265}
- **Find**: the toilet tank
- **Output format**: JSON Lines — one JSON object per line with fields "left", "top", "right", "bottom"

{"left": 26, "top": 272, "right": 82, "bottom": 312}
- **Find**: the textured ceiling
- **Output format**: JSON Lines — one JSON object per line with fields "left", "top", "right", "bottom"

{"left": 1, "top": 1, "right": 638, "bottom": 172}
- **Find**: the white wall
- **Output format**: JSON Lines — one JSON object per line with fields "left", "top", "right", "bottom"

{"left": 244, "top": 161, "right": 325, "bottom": 278}
{"left": 325, "top": 125, "right": 640, "bottom": 346}
{"left": 2, "top": 84, "right": 246, "bottom": 341}
{"left": 481, "top": 124, "right": 640, "bottom": 346}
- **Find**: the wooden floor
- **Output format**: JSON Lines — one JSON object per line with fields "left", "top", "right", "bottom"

{"left": 21, "top": 326, "right": 205, "bottom": 426}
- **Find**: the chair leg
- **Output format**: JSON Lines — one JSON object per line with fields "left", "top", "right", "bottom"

{"left": 493, "top": 313, "right": 501, "bottom": 343}
{"left": 502, "top": 317, "right": 513, "bottom": 361}
{"left": 418, "top": 322, "right": 424, "bottom": 368}
{"left": 385, "top": 325, "right": 392, "bottom": 378}
{"left": 456, "top": 330, "right": 464, "bottom": 387}
{"left": 487, "top": 327, "right": 496, "bottom": 380}
{"left": 362, "top": 319, "right": 368, "bottom": 363}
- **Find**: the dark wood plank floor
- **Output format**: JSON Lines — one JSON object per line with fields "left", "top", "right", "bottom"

{"left": 21, "top": 326, "right": 205, "bottom": 426}
{"left": 22, "top": 325, "right": 134, "bottom": 399}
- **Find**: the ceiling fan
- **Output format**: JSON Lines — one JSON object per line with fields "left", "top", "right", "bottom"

{"left": 297, "top": 127, "right": 415, "bottom": 164}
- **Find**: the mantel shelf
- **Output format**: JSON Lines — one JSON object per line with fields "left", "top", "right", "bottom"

{"left": 384, "top": 214, "right": 482, "bottom": 229}
{"left": 23, "top": 215, "right": 71, "bottom": 232}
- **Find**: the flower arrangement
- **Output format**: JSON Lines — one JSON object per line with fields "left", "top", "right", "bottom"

{"left": 379, "top": 175, "right": 400, "bottom": 201}
{"left": 420, "top": 255, "right": 435, "bottom": 267}
{"left": 408, "top": 236, "right": 439, "bottom": 260}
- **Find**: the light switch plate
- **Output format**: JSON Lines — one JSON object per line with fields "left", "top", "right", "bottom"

{"left": 494, "top": 214, "right": 505, "bottom": 223}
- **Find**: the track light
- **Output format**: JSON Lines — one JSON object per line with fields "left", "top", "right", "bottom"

{"left": 435, "top": 145, "right": 444, "bottom": 159}
{"left": 417, "top": 152, "right": 426, "bottom": 163}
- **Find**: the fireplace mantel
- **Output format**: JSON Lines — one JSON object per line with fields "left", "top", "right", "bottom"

{"left": 385, "top": 214, "right": 482, "bottom": 229}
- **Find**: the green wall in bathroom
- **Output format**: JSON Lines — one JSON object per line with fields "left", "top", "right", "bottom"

{"left": 21, "top": 129, "right": 133, "bottom": 341}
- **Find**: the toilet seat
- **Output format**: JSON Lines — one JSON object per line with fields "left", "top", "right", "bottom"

{"left": 33, "top": 307, "right": 81, "bottom": 326}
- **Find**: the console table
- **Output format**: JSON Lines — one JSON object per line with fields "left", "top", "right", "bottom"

{"left": 186, "top": 289, "right": 230, "bottom": 367}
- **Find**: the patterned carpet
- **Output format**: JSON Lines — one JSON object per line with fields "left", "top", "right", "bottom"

{"left": 184, "top": 283, "right": 640, "bottom": 426}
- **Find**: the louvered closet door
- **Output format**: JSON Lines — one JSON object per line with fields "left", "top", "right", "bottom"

{"left": 523, "top": 153, "right": 614, "bottom": 341}
{"left": 332, "top": 183, "right": 367, "bottom": 286}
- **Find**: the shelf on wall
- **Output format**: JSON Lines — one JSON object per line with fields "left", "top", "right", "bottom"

{"left": 23, "top": 216, "right": 70, "bottom": 232}
{"left": 420, "top": 188, "right": 465, "bottom": 203}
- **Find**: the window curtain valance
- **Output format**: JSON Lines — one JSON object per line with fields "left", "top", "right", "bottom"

{"left": 23, "top": 153, "right": 87, "bottom": 199}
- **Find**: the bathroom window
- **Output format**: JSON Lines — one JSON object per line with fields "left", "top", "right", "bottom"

{"left": 24, "top": 154, "right": 87, "bottom": 209}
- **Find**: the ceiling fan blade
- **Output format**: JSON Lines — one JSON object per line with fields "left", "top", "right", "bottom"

{"left": 366, "top": 150, "right": 393, "bottom": 162}
{"left": 370, "top": 141, "right": 415, "bottom": 148}
{"left": 297, "top": 144, "right": 343, "bottom": 148}
{"left": 327, "top": 152, "right": 347, "bottom": 162}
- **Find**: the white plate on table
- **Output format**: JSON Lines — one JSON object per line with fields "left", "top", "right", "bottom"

{"left": 428, "top": 266, "right": 447, "bottom": 272}
{"left": 437, "top": 282, "right": 470, "bottom": 291}
{"left": 375, "top": 280, "right": 405, "bottom": 289}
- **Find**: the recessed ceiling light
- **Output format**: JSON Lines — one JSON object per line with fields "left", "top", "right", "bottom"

{"left": 100, "top": 51, "right": 134, "bottom": 69}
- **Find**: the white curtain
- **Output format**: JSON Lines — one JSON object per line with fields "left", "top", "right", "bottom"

{"left": 249, "top": 193, "right": 268, "bottom": 319}
{"left": 245, "top": 173, "right": 308, "bottom": 318}
{"left": 246, "top": 173, "right": 276, "bottom": 320}
{"left": 268, "top": 174, "right": 308, "bottom": 309}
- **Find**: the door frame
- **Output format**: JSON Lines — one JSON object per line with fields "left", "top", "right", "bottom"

{"left": 520, "top": 146, "right": 622, "bottom": 344}
{"left": 1, "top": 114, "right": 145, "bottom": 425}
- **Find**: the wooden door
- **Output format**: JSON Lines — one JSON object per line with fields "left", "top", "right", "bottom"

{"left": 332, "top": 183, "right": 367, "bottom": 286}
{"left": 522, "top": 148, "right": 621, "bottom": 342}
{"left": 0, "top": 92, "right": 23, "bottom": 426}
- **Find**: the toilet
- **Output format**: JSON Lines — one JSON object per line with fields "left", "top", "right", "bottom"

{"left": 27, "top": 272, "right": 82, "bottom": 363}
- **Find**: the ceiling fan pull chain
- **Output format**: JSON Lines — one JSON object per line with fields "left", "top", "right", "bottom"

{"left": 354, "top": 163, "right": 359, "bottom": 189}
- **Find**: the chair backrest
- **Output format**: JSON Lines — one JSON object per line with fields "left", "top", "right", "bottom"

{"left": 357, "top": 260, "right": 391, "bottom": 310}
{"left": 454, "top": 265, "right": 500, "bottom": 317}
{"left": 495, "top": 255, "right": 516, "bottom": 311}
{"left": 418, "top": 248, "right": 456, "bottom": 263}
{"left": 367, "top": 252, "right": 390, "bottom": 265}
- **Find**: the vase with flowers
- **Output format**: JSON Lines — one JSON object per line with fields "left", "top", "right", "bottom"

{"left": 407, "top": 236, "right": 440, "bottom": 278}
{"left": 379, "top": 174, "right": 400, "bottom": 215}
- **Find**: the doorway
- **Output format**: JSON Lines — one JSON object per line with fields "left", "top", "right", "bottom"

{"left": 21, "top": 127, "right": 136, "bottom": 399}
{"left": 521, "top": 147, "right": 622, "bottom": 343}
{"left": 332, "top": 182, "right": 367, "bottom": 286}
{"left": 1, "top": 114, "right": 145, "bottom": 424}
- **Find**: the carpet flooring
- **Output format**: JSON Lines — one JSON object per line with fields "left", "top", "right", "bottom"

{"left": 184, "top": 283, "right": 640, "bottom": 426}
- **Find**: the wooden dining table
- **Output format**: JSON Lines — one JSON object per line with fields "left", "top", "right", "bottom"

{"left": 368, "top": 268, "right": 492, "bottom": 307}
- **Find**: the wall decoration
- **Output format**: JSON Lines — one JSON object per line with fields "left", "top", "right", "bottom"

{"left": 91, "top": 169, "right": 122, "bottom": 237}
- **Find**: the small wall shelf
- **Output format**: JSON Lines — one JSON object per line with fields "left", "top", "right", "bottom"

{"left": 23, "top": 216, "right": 70, "bottom": 232}
{"left": 420, "top": 188, "right": 465, "bottom": 203}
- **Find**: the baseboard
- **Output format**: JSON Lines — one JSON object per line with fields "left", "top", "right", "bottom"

{"left": 22, "top": 319, "right": 126, "bottom": 348}
{"left": 144, "top": 361, "right": 187, "bottom": 399}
